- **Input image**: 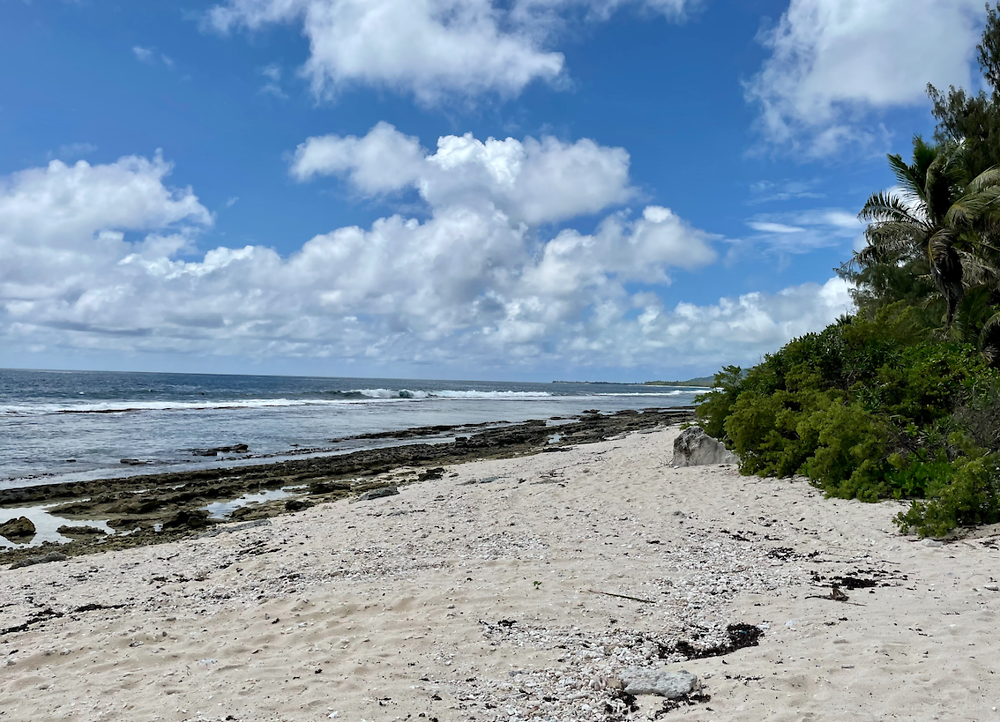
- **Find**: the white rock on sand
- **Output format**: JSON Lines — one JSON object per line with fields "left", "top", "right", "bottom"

{"left": 1, "top": 426, "right": 999, "bottom": 721}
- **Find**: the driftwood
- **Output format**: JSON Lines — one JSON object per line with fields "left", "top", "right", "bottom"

{"left": 586, "top": 589, "right": 656, "bottom": 604}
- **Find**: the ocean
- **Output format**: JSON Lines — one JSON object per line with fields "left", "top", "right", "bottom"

{"left": 0, "top": 368, "right": 703, "bottom": 491}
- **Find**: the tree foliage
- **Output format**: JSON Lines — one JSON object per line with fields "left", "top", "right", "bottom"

{"left": 696, "top": 5, "right": 1000, "bottom": 537}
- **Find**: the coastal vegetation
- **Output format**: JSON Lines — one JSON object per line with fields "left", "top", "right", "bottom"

{"left": 696, "top": 6, "right": 1000, "bottom": 537}
{"left": 644, "top": 376, "right": 716, "bottom": 387}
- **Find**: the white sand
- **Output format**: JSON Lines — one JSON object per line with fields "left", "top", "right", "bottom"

{"left": 2, "top": 426, "right": 999, "bottom": 721}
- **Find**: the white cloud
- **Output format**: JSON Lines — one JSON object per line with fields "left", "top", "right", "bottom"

{"left": 1, "top": 140, "right": 850, "bottom": 374}
{"left": 746, "top": 0, "right": 984, "bottom": 156}
{"left": 0, "top": 140, "right": 731, "bottom": 371}
{"left": 204, "top": 0, "right": 698, "bottom": 103}
{"left": 261, "top": 63, "right": 282, "bottom": 82}
{"left": 0, "top": 154, "right": 210, "bottom": 246}
{"left": 258, "top": 63, "right": 288, "bottom": 98}
{"left": 291, "top": 122, "right": 426, "bottom": 193}
{"left": 206, "top": 0, "right": 564, "bottom": 103}
{"left": 659, "top": 276, "right": 853, "bottom": 367}
{"left": 747, "top": 221, "right": 803, "bottom": 234}
{"left": 132, "top": 45, "right": 155, "bottom": 63}
{"left": 291, "top": 122, "right": 635, "bottom": 224}
{"left": 747, "top": 178, "right": 824, "bottom": 204}
{"left": 132, "top": 45, "right": 175, "bottom": 69}
{"left": 0, "top": 155, "right": 211, "bottom": 336}
{"left": 513, "top": 0, "right": 693, "bottom": 22}
{"left": 744, "top": 207, "right": 864, "bottom": 253}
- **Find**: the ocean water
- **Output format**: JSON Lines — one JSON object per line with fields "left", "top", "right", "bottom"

{"left": 0, "top": 368, "right": 704, "bottom": 490}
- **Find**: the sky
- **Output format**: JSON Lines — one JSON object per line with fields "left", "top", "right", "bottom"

{"left": 0, "top": 0, "right": 990, "bottom": 381}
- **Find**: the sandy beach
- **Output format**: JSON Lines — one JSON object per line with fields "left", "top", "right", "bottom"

{"left": 2, "top": 425, "right": 998, "bottom": 721}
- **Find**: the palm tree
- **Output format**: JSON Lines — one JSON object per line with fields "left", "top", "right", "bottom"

{"left": 853, "top": 137, "right": 1000, "bottom": 329}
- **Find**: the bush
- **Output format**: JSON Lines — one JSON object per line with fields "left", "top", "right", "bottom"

{"left": 695, "top": 365, "right": 745, "bottom": 440}
{"left": 799, "top": 400, "right": 889, "bottom": 501}
{"left": 896, "top": 454, "right": 1000, "bottom": 537}
{"left": 725, "top": 390, "right": 817, "bottom": 478}
{"left": 695, "top": 303, "right": 1000, "bottom": 536}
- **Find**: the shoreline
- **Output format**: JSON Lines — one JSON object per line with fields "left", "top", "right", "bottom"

{"left": 0, "top": 407, "right": 693, "bottom": 566}
{"left": 2, "top": 425, "right": 998, "bottom": 720}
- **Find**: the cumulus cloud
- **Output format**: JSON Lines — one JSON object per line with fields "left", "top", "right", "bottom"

{"left": 0, "top": 155, "right": 211, "bottom": 337}
{"left": 204, "top": 0, "right": 698, "bottom": 103}
{"left": 291, "top": 122, "right": 635, "bottom": 225}
{"left": 290, "top": 122, "right": 426, "bottom": 192}
{"left": 657, "top": 276, "right": 853, "bottom": 367}
{"left": 746, "top": 0, "right": 984, "bottom": 156}
{"left": 205, "top": 0, "right": 564, "bottom": 103}
{"left": 0, "top": 139, "right": 847, "bottom": 373}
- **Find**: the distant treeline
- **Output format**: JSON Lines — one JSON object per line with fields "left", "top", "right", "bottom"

{"left": 644, "top": 377, "right": 715, "bottom": 387}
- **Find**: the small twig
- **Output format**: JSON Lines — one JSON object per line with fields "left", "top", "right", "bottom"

{"left": 804, "top": 585, "right": 866, "bottom": 607}
{"left": 586, "top": 589, "right": 656, "bottom": 604}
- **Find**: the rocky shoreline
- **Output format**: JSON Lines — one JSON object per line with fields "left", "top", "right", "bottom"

{"left": 0, "top": 407, "right": 693, "bottom": 567}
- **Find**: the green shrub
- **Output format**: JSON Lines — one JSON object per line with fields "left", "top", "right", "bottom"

{"left": 725, "top": 390, "right": 819, "bottom": 477}
{"left": 874, "top": 343, "right": 984, "bottom": 424}
{"left": 884, "top": 453, "right": 955, "bottom": 499}
{"left": 895, "top": 453, "right": 1000, "bottom": 537}
{"left": 695, "top": 365, "right": 746, "bottom": 440}
{"left": 695, "top": 300, "right": 1000, "bottom": 536}
{"left": 799, "top": 400, "right": 889, "bottom": 501}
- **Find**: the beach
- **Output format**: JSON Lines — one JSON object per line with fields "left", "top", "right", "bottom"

{"left": 2, "top": 425, "right": 998, "bottom": 721}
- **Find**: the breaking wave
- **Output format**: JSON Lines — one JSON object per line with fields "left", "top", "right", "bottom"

{"left": 1, "top": 389, "right": 555, "bottom": 416}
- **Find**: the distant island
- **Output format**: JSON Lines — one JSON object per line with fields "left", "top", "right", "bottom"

{"left": 643, "top": 376, "right": 715, "bottom": 387}
{"left": 549, "top": 377, "right": 716, "bottom": 386}
{"left": 550, "top": 380, "right": 641, "bottom": 384}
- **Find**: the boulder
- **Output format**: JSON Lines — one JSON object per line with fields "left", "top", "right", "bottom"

{"left": 284, "top": 498, "right": 313, "bottom": 512}
{"left": 191, "top": 444, "right": 249, "bottom": 457}
{"left": 308, "top": 480, "right": 352, "bottom": 494}
{"left": 162, "top": 509, "right": 212, "bottom": 530}
{"left": 620, "top": 668, "right": 698, "bottom": 697}
{"left": 10, "top": 551, "right": 68, "bottom": 569}
{"left": 0, "top": 516, "right": 36, "bottom": 541}
{"left": 672, "top": 426, "right": 737, "bottom": 467}
{"left": 57, "top": 525, "right": 106, "bottom": 536}
{"left": 358, "top": 485, "right": 400, "bottom": 502}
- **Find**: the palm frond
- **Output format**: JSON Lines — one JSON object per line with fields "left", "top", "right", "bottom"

{"left": 927, "top": 230, "right": 964, "bottom": 328}
{"left": 858, "top": 190, "right": 926, "bottom": 226}
{"left": 967, "top": 166, "right": 1000, "bottom": 194}
{"left": 945, "top": 195, "right": 991, "bottom": 229}
{"left": 858, "top": 229, "right": 922, "bottom": 265}
{"left": 911, "top": 136, "right": 940, "bottom": 178}
{"left": 924, "top": 146, "right": 967, "bottom": 222}
{"left": 887, "top": 154, "right": 927, "bottom": 203}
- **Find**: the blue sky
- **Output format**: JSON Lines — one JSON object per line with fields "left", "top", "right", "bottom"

{"left": 0, "top": 0, "right": 988, "bottom": 380}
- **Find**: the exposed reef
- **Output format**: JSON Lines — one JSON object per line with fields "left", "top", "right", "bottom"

{"left": 0, "top": 407, "right": 693, "bottom": 566}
